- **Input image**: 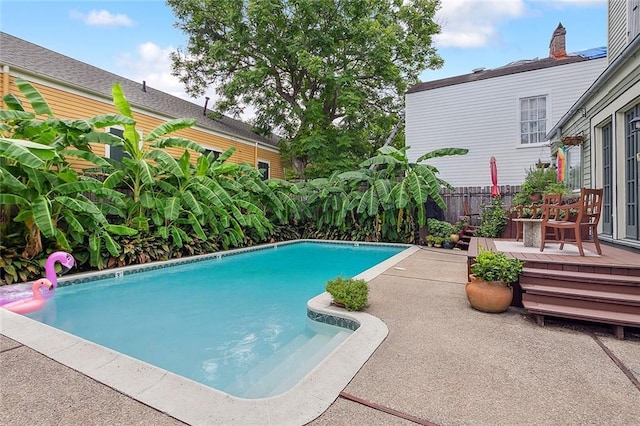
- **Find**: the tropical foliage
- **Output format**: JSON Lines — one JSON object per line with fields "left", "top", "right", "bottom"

{"left": 1, "top": 79, "right": 465, "bottom": 285}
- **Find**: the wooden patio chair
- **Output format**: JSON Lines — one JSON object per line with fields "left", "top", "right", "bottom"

{"left": 513, "top": 193, "right": 562, "bottom": 241}
{"left": 539, "top": 188, "right": 603, "bottom": 256}
{"left": 463, "top": 200, "right": 480, "bottom": 226}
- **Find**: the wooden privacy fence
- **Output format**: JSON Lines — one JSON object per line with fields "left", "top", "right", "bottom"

{"left": 439, "top": 185, "right": 522, "bottom": 224}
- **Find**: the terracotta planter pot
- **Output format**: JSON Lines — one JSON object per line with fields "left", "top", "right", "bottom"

{"left": 465, "top": 277, "right": 513, "bottom": 313}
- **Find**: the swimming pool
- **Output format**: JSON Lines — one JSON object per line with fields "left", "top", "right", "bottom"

{"left": 2, "top": 240, "right": 419, "bottom": 424}
{"left": 25, "top": 241, "right": 405, "bottom": 398}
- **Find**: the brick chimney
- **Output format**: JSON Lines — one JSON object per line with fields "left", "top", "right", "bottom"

{"left": 549, "top": 22, "right": 567, "bottom": 59}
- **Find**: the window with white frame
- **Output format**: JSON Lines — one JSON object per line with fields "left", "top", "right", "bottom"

{"left": 257, "top": 160, "right": 270, "bottom": 180}
{"left": 105, "top": 127, "right": 141, "bottom": 161}
{"left": 520, "top": 96, "right": 547, "bottom": 144}
{"left": 105, "top": 127, "right": 126, "bottom": 161}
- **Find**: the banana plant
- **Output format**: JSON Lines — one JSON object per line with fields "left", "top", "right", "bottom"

{"left": 0, "top": 80, "right": 135, "bottom": 261}
{"left": 357, "top": 146, "right": 468, "bottom": 229}
{"left": 102, "top": 83, "right": 201, "bottom": 229}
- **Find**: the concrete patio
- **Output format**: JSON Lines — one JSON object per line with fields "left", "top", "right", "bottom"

{"left": 2, "top": 248, "right": 639, "bottom": 425}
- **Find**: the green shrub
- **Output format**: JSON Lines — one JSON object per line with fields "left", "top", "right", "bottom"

{"left": 475, "top": 196, "right": 508, "bottom": 238}
{"left": 325, "top": 276, "right": 369, "bottom": 311}
{"left": 426, "top": 218, "right": 454, "bottom": 237}
{"left": 470, "top": 246, "right": 524, "bottom": 284}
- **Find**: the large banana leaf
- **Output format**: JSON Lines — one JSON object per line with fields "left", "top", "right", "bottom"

{"left": 152, "top": 136, "right": 204, "bottom": 154}
{"left": 389, "top": 180, "right": 409, "bottom": 209}
{"left": 357, "top": 186, "right": 379, "bottom": 217}
{"left": 102, "top": 232, "right": 121, "bottom": 256}
{"left": 54, "top": 180, "right": 104, "bottom": 195}
{"left": 0, "top": 110, "right": 33, "bottom": 120}
{"left": 105, "top": 224, "right": 138, "bottom": 236}
{"left": 32, "top": 195, "right": 55, "bottom": 238}
{"left": 132, "top": 158, "right": 155, "bottom": 185}
{"left": 86, "top": 113, "right": 136, "bottom": 129}
{"left": 164, "top": 197, "right": 181, "bottom": 221}
{"left": 181, "top": 190, "right": 203, "bottom": 215}
{"left": 60, "top": 209, "right": 85, "bottom": 233}
{"left": 15, "top": 78, "right": 53, "bottom": 116}
{"left": 145, "top": 119, "right": 196, "bottom": 141}
{"left": 415, "top": 147, "right": 469, "bottom": 162}
{"left": 0, "top": 193, "right": 29, "bottom": 205}
{"left": 61, "top": 150, "right": 110, "bottom": 168}
{"left": 0, "top": 166, "right": 27, "bottom": 191}
{"left": 146, "top": 149, "right": 185, "bottom": 178}
{"left": 187, "top": 211, "right": 207, "bottom": 240}
{"left": 0, "top": 138, "right": 56, "bottom": 167}
{"left": 405, "top": 172, "right": 427, "bottom": 204}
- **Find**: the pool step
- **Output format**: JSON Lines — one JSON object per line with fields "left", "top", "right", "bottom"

{"left": 235, "top": 330, "right": 350, "bottom": 398}
{"left": 266, "top": 330, "right": 351, "bottom": 397}
{"left": 224, "top": 333, "right": 310, "bottom": 396}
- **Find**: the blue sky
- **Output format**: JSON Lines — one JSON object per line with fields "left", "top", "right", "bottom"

{"left": 1, "top": 0, "right": 607, "bottom": 117}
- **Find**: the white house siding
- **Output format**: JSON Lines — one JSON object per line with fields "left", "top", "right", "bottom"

{"left": 608, "top": 0, "right": 627, "bottom": 62}
{"left": 406, "top": 58, "right": 608, "bottom": 187}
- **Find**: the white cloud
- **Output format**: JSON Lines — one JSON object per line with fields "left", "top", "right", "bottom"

{"left": 433, "top": 0, "right": 528, "bottom": 48}
{"left": 69, "top": 9, "right": 134, "bottom": 27}
{"left": 114, "top": 42, "right": 223, "bottom": 116}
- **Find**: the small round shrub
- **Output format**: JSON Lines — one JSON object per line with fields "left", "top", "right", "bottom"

{"left": 325, "top": 276, "right": 369, "bottom": 311}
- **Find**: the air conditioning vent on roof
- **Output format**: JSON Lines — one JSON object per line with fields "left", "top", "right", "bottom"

{"left": 472, "top": 67, "right": 486, "bottom": 73}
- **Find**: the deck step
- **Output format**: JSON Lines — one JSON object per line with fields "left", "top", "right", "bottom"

{"left": 523, "top": 293, "right": 640, "bottom": 315}
{"left": 522, "top": 300, "right": 640, "bottom": 328}
{"left": 522, "top": 265, "right": 640, "bottom": 280}
{"left": 455, "top": 241, "right": 470, "bottom": 250}
{"left": 521, "top": 284, "right": 640, "bottom": 305}
{"left": 522, "top": 267, "right": 640, "bottom": 286}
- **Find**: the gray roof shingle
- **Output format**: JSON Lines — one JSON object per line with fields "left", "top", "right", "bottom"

{"left": 407, "top": 55, "right": 591, "bottom": 94}
{"left": 0, "top": 32, "right": 279, "bottom": 148}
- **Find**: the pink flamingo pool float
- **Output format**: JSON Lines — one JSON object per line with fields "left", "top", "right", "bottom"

{"left": 2, "top": 279, "right": 53, "bottom": 314}
{"left": 0, "top": 251, "right": 75, "bottom": 312}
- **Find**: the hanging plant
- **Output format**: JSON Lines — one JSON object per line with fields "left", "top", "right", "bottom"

{"left": 561, "top": 135, "right": 583, "bottom": 146}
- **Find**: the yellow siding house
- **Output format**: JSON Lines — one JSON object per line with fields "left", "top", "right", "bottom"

{"left": 0, "top": 32, "right": 283, "bottom": 178}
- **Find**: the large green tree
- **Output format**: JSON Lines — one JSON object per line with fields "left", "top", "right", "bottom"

{"left": 168, "top": 0, "right": 442, "bottom": 178}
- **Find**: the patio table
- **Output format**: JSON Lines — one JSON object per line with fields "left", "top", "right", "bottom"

{"left": 512, "top": 218, "right": 543, "bottom": 247}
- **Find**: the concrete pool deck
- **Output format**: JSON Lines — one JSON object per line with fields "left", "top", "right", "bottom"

{"left": 2, "top": 247, "right": 640, "bottom": 425}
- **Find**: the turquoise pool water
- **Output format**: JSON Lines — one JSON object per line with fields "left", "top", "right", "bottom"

{"left": 29, "top": 241, "right": 406, "bottom": 398}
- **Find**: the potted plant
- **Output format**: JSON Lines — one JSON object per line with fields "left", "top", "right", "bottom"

{"left": 425, "top": 235, "right": 435, "bottom": 247}
{"left": 433, "top": 236, "right": 443, "bottom": 248}
{"left": 442, "top": 236, "right": 455, "bottom": 249}
{"left": 325, "top": 276, "right": 369, "bottom": 311}
{"left": 466, "top": 247, "right": 524, "bottom": 313}
{"left": 518, "top": 167, "right": 558, "bottom": 203}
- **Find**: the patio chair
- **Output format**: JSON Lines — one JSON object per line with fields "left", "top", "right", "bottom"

{"left": 463, "top": 200, "right": 480, "bottom": 226}
{"left": 539, "top": 188, "right": 603, "bottom": 256}
{"left": 513, "top": 193, "right": 562, "bottom": 241}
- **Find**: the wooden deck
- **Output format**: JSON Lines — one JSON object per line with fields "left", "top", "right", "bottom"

{"left": 467, "top": 237, "right": 640, "bottom": 339}
{"left": 468, "top": 237, "right": 640, "bottom": 274}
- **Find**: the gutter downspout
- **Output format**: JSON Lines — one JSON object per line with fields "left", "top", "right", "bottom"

{"left": 546, "top": 33, "right": 640, "bottom": 140}
{"left": 254, "top": 142, "right": 258, "bottom": 168}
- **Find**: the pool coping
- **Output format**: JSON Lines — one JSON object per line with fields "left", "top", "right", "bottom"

{"left": 0, "top": 241, "right": 419, "bottom": 425}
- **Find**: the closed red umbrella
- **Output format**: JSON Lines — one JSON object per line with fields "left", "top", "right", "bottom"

{"left": 490, "top": 156, "right": 500, "bottom": 197}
